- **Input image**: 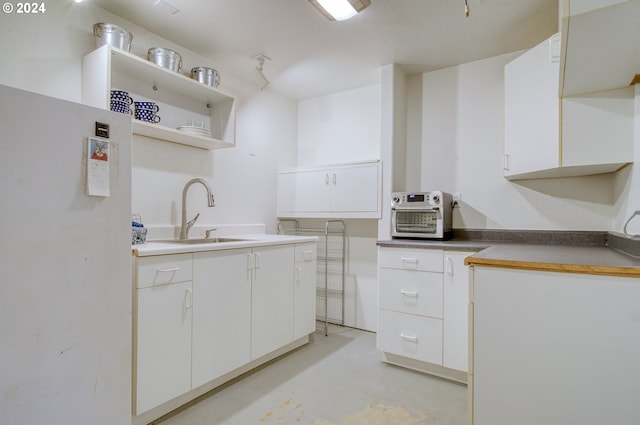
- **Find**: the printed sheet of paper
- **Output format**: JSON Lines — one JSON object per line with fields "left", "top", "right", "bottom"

{"left": 87, "top": 137, "right": 110, "bottom": 197}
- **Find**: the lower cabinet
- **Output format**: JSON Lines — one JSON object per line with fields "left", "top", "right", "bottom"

{"left": 250, "top": 245, "right": 295, "bottom": 360}
{"left": 376, "top": 247, "right": 473, "bottom": 382}
{"left": 469, "top": 267, "right": 640, "bottom": 425}
{"left": 133, "top": 241, "right": 317, "bottom": 420}
{"left": 192, "top": 248, "right": 252, "bottom": 389}
{"left": 134, "top": 254, "right": 193, "bottom": 415}
{"left": 443, "top": 251, "right": 471, "bottom": 372}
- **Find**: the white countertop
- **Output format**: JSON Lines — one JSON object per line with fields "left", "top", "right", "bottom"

{"left": 132, "top": 234, "right": 319, "bottom": 257}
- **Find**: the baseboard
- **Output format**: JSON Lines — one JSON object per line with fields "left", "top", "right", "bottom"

{"left": 381, "top": 352, "right": 468, "bottom": 384}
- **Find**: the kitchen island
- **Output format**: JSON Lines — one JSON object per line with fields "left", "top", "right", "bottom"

{"left": 459, "top": 232, "right": 640, "bottom": 425}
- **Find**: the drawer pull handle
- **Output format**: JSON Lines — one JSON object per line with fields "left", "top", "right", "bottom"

{"left": 157, "top": 267, "right": 179, "bottom": 273}
{"left": 400, "top": 289, "right": 418, "bottom": 297}
{"left": 401, "top": 257, "right": 418, "bottom": 263}
{"left": 400, "top": 333, "right": 418, "bottom": 342}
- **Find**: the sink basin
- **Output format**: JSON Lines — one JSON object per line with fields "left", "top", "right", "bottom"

{"left": 154, "top": 237, "right": 248, "bottom": 244}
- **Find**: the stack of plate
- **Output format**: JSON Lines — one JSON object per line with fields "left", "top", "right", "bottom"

{"left": 177, "top": 125, "right": 211, "bottom": 137}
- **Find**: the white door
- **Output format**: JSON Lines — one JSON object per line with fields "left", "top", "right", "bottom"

{"left": 251, "top": 245, "right": 295, "bottom": 359}
{"left": 192, "top": 248, "right": 252, "bottom": 388}
{"left": 504, "top": 35, "right": 560, "bottom": 176}
{"left": 295, "top": 169, "right": 331, "bottom": 212}
{"left": 135, "top": 281, "right": 192, "bottom": 414}
{"left": 330, "top": 163, "right": 380, "bottom": 213}
{"left": 443, "top": 251, "right": 472, "bottom": 372}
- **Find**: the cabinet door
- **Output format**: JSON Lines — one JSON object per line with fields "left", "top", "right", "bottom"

{"left": 251, "top": 245, "right": 295, "bottom": 360}
{"left": 294, "top": 244, "right": 317, "bottom": 339}
{"left": 135, "top": 281, "right": 192, "bottom": 414}
{"left": 504, "top": 35, "right": 560, "bottom": 176}
{"left": 294, "top": 169, "right": 332, "bottom": 213}
{"left": 330, "top": 163, "right": 380, "bottom": 213}
{"left": 443, "top": 251, "right": 473, "bottom": 372}
{"left": 192, "top": 248, "right": 251, "bottom": 389}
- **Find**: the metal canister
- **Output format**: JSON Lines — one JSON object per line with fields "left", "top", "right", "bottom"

{"left": 93, "top": 23, "right": 133, "bottom": 52}
{"left": 190, "top": 67, "right": 221, "bottom": 88}
{"left": 147, "top": 47, "right": 183, "bottom": 72}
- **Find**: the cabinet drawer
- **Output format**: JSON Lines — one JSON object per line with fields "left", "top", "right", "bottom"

{"left": 136, "top": 254, "right": 192, "bottom": 289}
{"left": 379, "top": 268, "right": 443, "bottom": 318}
{"left": 295, "top": 243, "right": 317, "bottom": 262}
{"left": 377, "top": 309, "right": 443, "bottom": 364}
{"left": 378, "top": 247, "right": 443, "bottom": 272}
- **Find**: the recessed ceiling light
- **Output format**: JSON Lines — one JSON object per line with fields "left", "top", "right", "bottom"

{"left": 308, "top": 0, "right": 371, "bottom": 21}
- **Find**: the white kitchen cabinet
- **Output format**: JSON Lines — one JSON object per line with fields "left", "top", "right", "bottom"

{"left": 469, "top": 267, "right": 640, "bottom": 425}
{"left": 559, "top": 0, "right": 640, "bottom": 97}
{"left": 133, "top": 240, "right": 317, "bottom": 423}
{"left": 250, "top": 245, "right": 296, "bottom": 360}
{"left": 503, "top": 34, "right": 633, "bottom": 180}
{"left": 192, "top": 248, "right": 252, "bottom": 389}
{"left": 277, "top": 161, "right": 382, "bottom": 219}
{"left": 294, "top": 243, "right": 318, "bottom": 340}
{"left": 134, "top": 254, "right": 193, "bottom": 415}
{"left": 377, "top": 246, "right": 471, "bottom": 382}
{"left": 82, "top": 45, "right": 236, "bottom": 150}
{"left": 443, "top": 251, "right": 472, "bottom": 373}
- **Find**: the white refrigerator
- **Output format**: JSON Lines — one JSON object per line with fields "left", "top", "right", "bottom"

{"left": 0, "top": 84, "right": 132, "bottom": 425}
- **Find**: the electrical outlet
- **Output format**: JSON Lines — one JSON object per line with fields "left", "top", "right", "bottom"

{"left": 452, "top": 192, "right": 461, "bottom": 207}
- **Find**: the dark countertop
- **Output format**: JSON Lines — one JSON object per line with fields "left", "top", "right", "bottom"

{"left": 377, "top": 230, "right": 640, "bottom": 278}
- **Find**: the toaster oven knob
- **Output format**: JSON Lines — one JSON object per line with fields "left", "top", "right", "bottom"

{"left": 392, "top": 196, "right": 400, "bottom": 204}
{"left": 432, "top": 194, "right": 440, "bottom": 203}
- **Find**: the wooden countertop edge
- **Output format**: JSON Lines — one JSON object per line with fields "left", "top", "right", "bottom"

{"left": 464, "top": 257, "right": 640, "bottom": 278}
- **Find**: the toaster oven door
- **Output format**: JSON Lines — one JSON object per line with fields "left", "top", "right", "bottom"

{"left": 392, "top": 208, "right": 442, "bottom": 237}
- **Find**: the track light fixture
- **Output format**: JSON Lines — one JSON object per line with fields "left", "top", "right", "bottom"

{"left": 252, "top": 54, "right": 271, "bottom": 90}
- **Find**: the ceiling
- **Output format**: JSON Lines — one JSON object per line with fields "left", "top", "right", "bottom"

{"left": 91, "top": 0, "right": 559, "bottom": 100}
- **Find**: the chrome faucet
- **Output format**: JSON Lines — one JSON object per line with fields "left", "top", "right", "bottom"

{"left": 179, "top": 178, "right": 215, "bottom": 240}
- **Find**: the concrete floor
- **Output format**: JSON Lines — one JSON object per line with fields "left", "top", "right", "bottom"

{"left": 156, "top": 326, "right": 467, "bottom": 425}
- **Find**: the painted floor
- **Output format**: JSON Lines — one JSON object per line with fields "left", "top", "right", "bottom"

{"left": 156, "top": 326, "right": 467, "bottom": 425}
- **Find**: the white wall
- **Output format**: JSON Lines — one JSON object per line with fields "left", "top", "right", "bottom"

{"left": 0, "top": 0, "right": 298, "bottom": 235}
{"left": 416, "top": 52, "right": 636, "bottom": 231}
{"left": 297, "top": 83, "right": 381, "bottom": 166}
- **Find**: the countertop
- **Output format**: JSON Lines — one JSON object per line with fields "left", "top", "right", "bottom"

{"left": 463, "top": 244, "right": 640, "bottom": 278}
{"left": 133, "top": 234, "right": 319, "bottom": 257}
{"left": 378, "top": 231, "right": 640, "bottom": 278}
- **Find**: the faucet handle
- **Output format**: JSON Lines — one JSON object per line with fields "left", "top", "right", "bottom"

{"left": 186, "top": 213, "right": 200, "bottom": 233}
{"left": 204, "top": 228, "right": 217, "bottom": 239}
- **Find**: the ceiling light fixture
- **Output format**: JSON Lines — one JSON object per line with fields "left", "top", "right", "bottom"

{"left": 252, "top": 54, "right": 271, "bottom": 90}
{"left": 308, "top": 0, "right": 371, "bottom": 21}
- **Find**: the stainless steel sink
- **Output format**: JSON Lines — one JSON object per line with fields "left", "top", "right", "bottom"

{"left": 154, "top": 237, "right": 248, "bottom": 244}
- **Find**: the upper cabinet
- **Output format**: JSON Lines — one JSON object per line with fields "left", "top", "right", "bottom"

{"left": 82, "top": 45, "right": 236, "bottom": 150}
{"left": 277, "top": 160, "right": 382, "bottom": 219}
{"left": 559, "top": 0, "right": 640, "bottom": 97}
{"left": 503, "top": 33, "right": 634, "bottom": 180}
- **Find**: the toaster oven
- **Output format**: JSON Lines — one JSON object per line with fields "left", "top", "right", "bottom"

{"left": 391, "top": 191, "right": 453, "bottom": 240}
